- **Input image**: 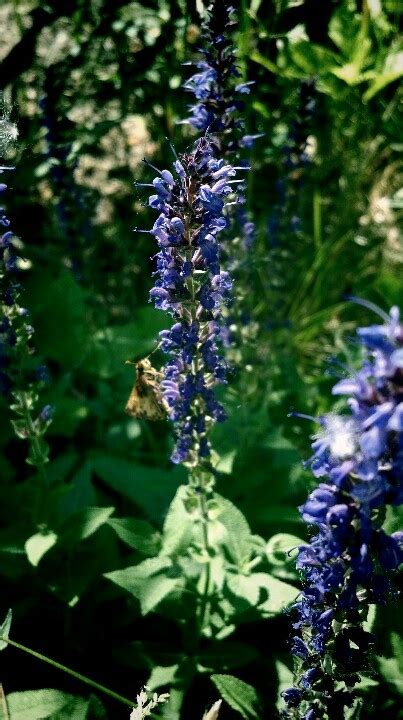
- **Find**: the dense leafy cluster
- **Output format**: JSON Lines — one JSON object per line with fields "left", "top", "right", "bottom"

{"left": 283, "top": 304, "right": 403, "bottom": 719}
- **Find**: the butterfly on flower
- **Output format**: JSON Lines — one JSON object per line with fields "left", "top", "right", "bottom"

{"left": 125, "top": 358, "right": 167, "bottom": 421}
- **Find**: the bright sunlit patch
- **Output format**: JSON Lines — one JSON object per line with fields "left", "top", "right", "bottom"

{"left": 317, "top": 414, "right": 358, "bottom": 459}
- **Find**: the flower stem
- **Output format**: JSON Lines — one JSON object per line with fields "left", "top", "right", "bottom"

{"left": 197, "top": 480, "right": 212, "bottom": 633}
{"left": 0, "top": 636, "right": 135, "bottom": 708}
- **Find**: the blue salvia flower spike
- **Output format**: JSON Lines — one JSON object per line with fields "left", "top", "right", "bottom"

{"left": 141, "top": 136, "right": 242, "bottom": 467}
{"left": 282, "top": 303, "right": 403, "bottom": 720}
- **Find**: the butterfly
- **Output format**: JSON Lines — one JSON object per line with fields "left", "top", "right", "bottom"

{"left": 125, "top": 358, "right": 167, "bottom": 421}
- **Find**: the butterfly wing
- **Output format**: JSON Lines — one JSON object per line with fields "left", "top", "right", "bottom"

{"left": 125, "top": 360, "right": 166, "bottom": 421}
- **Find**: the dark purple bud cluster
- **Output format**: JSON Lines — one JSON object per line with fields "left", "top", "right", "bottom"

{"left": 183, "top": 2, "right": 253, "bottom": 150}
{"left": 283, "top": 303, "right": 403, "bottom": 720}
{"left": 138, "top": 137, "right": 242, "bottom": 465}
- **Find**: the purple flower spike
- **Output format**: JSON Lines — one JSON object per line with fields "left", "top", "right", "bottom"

{"left": 137, "top": 137, "right": 241, "bottom": 466}
{"left": 283, "top": 302, "right": 403, "bottom": 719}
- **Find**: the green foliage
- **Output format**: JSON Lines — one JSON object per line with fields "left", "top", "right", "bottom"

{"left": 211, "top": 675, "right": 261, "bottom": 720}
{"left": 5, "top": 690, "right": 106, "bottom": 720}
{"left": 0, "top": 0, "right": 401, "bottom": 717}
{"left": 0, "top": 608, "right": 12, "bottom": 650}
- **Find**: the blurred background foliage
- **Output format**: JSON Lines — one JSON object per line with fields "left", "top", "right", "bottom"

{"left": 0, "top": 0, "right": 402, "bottom": 718}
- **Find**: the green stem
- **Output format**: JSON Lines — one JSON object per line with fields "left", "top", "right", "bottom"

{"left": 197, "top": 484, "right": 212, "bottom": 633}
{"left": 0, "top": 636, "right": 135, "bottom": 708}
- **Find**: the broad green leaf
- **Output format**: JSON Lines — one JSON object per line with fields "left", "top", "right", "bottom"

{"left": 25, "top": 531, "right": 58, "bottom": 566}
{"left": 161, "top": 486, "right": 194, "bottom": 556}
{"left": 255, "top": 573, "right": 299, "bottom": 614}
{"left": 105, "top": 556, "right": 180, "bottom": 615}
{"left": 91, "top": 454, "right": 184, "bottom": 521}
{"left": 211, "top": 674, "right": 261, "bottom": 720}
{"left": 28, "top": 271, "right": 90, "bottom": 368}
{"left": 147, "top": 664, "right": 179, "bottom": 691}
{"left": 0, "top": 609, "right": 12, "bottom": 650}
{"left": 227, "top": 572, "right": 298, "bottom": 615}
{"left": 227, "top": 574, "right": 260, "bottom": 607}
{"left": 6, "top": 689, "right": 89, "bottom": 720}
{"left": 217, "top": 495, "right": 253, "bottom": 566}
{"left": 108, "top": 517, "right": 160, "bottom": 555}
{"left": 391, "top": 632, "right": 403, "bottom": 673}
{"left": 265, "top": 533, "right": 305, "bottom": 566}
{"left": 87, "top": 307, "right": 168, "bottom": 379}
{"left": 60, "top": 507, "right": 115, "bottom": 544}
{"left": 378, "top": 656, "right": 403, "bottom": 694}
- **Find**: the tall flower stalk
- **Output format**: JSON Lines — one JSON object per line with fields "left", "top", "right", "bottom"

{"left": 183, "top": 0, "right": 258, "bottom": 153}
{"left": 282, "top": 303, "right": 403, "bottom": 719}
{"left": 0, "top": 166, "right": 53, "bottom": 494}
{"left": 136, "top": 137, "right": 242, "bottom": 618}
{"left": 182, "top": 0, "right": 259, "bottom": 358}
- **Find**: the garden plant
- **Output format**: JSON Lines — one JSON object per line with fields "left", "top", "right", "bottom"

{"left": 0, "top": 1, "right": 402, "bottom": 719}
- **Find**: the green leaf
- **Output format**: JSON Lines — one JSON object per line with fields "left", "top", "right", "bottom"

{"left": 161, "top": 486, "right": 194, "bottom": 556}
{"left": 60, "top": 507, "right": 115, "bottom": 545}
{"left": 87, "top": 307, "right": 168, "bottom": 379}
{"left": 227, "top": 574, "right": 260, "bottom": 607}
{"left": 91, "top": 454, "right": 184, "bottom": 521}
{"left": 217, "top": 495, "right": 253, "bottom": 566}
{"left": 265, "top": 534, "right": 305, "bottom": 566}
{"left": 391, "top": 632, "right": 403, "bottom": 674}
{"left": 6, "top": 690, "right": 89, "bottom": 720}
{"left": 25, "top": 531, "right": 58, "bottom": 566}
{"left": 254, "top": 573, "right": 299, "bottom": 614}
{"left": 147, "top": 664, "right": 179, "bottom": 691}
{"left": 108, "top": 517, "right": 160, "bottom": 555}
{"left": 105, "top": 556, "right": 180, "bottom": 615}
{"left": 329, "top": 5, "right": 361, "bottom": 55}
{"left": 378, "top": 656, "right": 403, "bottom": 694}
{"left": 28, "top": 271, "right": 90, "bottom": 368}
{"left": 227, "top": 572, "right": 298, "bottom": 615}
{"left": 211, "top": 674, "right": 261, "bottom": 720}
{"left": 288, "top": 41, "right": 339, "bottom": 75}
{"left": 363, "top": 61, "right": 403, "bottom": 100}
{"left": 0, "top": 609, "right": 12, "bottom": 650}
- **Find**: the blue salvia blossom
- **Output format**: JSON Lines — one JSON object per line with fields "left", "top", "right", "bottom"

{"left": 137, "top": 137, "right": 242, "bottom": 465}
{"left": 282, "top": 302, "right": 403, "bottom": 720}
{"left": 183, "top": 1, "right": 259, "bottom": 150}
{"left": 183, "top": 0, "right": 259, "bottom": 257}
{"left": 0, "top": 167, "right": 53, "bottom": 467}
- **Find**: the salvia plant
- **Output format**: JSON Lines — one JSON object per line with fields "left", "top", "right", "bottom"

{"left": 0, "top": 166, "right": 53, "bottom": 477}
{"left": 182, "top": 0, "right": 259, "bottom": 354}
{"left": 282, "top": 302, "right": 403, "bottom": 720}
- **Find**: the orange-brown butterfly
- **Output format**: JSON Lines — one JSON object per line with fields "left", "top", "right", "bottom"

{"left": 125, "top": 358, "right": 168, "bottom": 421}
